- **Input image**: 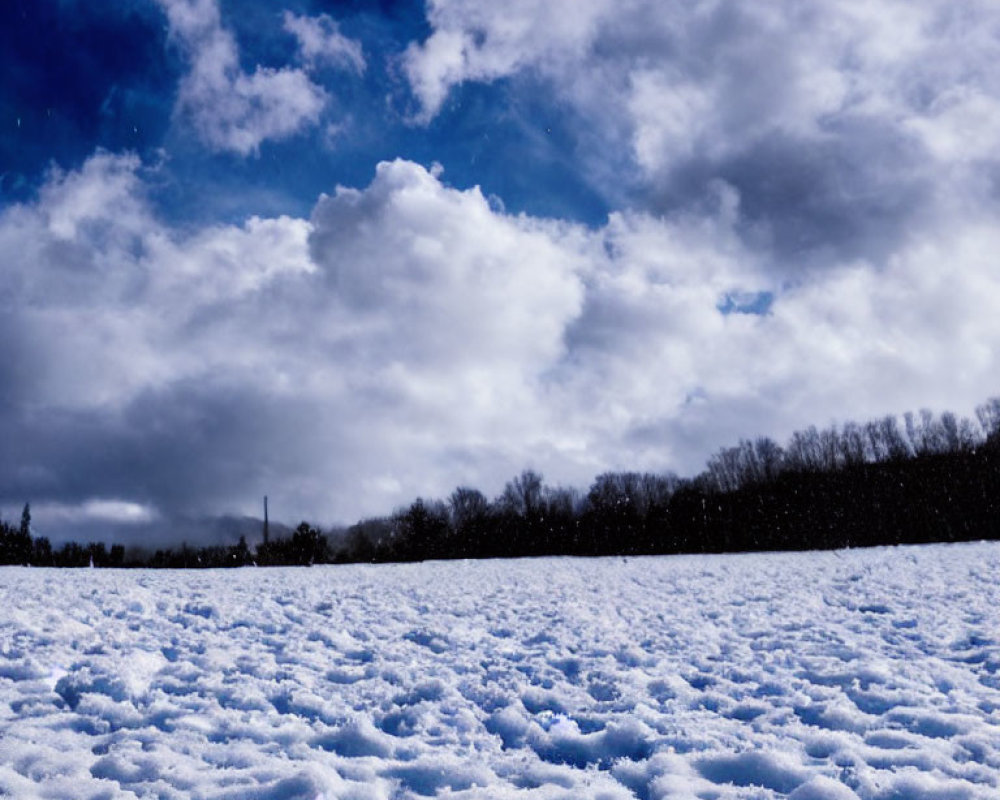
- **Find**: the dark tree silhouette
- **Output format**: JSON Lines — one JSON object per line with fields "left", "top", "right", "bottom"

{"left": 448, "top": 487, "right": 490, "bottom": 558}
{"left": 390, "top": 499, "right": 450, "bottom": 562}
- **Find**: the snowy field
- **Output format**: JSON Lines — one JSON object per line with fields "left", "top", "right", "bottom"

{"left": 2, "top": 543, "right": 1000, "bottom": 800}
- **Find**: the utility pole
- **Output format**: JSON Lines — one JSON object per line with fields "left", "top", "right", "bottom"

{"left": 263, "top": 496, "right": 269, "bottom": 546}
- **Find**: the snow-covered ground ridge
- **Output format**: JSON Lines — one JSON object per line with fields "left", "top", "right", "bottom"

{"left": 2, "top": 542, "right": 999, "bottom": 799}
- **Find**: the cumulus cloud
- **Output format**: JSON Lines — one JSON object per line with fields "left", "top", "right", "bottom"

{"left": 309, "top": 160, "right": 585, "bottom": 366}
{"left": 283, "top": 11, "right": 365, "bottom": 74}
{"left": 3, "top": 148, "right": 1000, "bottom": 543}
{"left": 157, "top": 0, "right": 327, "bottom": 154}
{"left": 0, "top": 154, "right": 591, "bottom": 538}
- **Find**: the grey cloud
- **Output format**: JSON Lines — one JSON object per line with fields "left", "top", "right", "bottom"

{"left": 0, "top": 380, "right": 339, "bottom": 544}
{"left": 656, "top": 123, "right": 933, "bottom": 268}
{"left": 406, "top": 0, "right": 1000, "bottom": 270}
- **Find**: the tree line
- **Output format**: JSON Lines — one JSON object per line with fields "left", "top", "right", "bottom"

{"left": 4, "top": 397, "right": 1000, "bottom": 567}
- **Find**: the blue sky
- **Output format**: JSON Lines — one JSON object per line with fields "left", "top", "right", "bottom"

{"left": 3, "top": 0, "right": 1000, "bottom": 544}
{"left": 1, "top": 0, "right": 608, "bottom": 226}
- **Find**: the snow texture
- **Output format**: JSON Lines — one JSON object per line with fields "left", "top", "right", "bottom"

{"left": 2, "top": 542, "right": 1000, "bottom": 799}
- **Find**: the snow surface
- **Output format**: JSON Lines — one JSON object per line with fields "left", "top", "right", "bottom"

{"left": 2, "top": 542, "right": 1000, "bottom": 799}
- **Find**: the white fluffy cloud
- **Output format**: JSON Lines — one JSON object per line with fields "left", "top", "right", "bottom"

{"left": 283, "top": 11, "right": 365, "bottom": 73}
{"left": 0, "top": 154, "right": 590, "bottom": 527}
{"left": 3, "top": 150, "right": 1000, "bottom": 537}
{"left": 158, "top": 0, "right": 327, "bottom": 154}
{"left": 403, "top": 0, "right": 614, "bottom": 122}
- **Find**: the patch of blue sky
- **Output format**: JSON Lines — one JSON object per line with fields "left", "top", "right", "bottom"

{"left": 0, "top": 1, "right": 179, "bottom": 203}
{"left": 717, "top": 290, "right": 775, "bottom": 316}
{"left": 1, "top": 0, "right": 610, "bottom": 228}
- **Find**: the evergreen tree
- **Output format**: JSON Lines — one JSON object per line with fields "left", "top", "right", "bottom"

{"left": 13, "top": 503, "right": 33, "bottom": 564}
